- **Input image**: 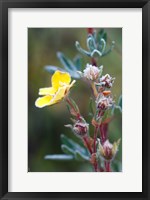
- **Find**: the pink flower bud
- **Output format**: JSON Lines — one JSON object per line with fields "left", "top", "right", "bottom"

{"left": 73, "top": 121, "right": 89, "bottom": 137}
{"left": 98, "top": 139, "right": 121, "bottom": 161}
{"left": 99, "top": 74, "right": 115, "bottom": 88}
{"left": 96, "top": 94, "right": 114, "bottom": 111}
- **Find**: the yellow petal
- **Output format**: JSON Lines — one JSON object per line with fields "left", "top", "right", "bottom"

{"left": 35, "top": 95, "right": 52, "bottom": 108}
{"left": 65, "top": 80, "right": 76, "bottom": 94}
{"left": 50, "top": 86, "right": 67, "bottom": 104}
{"left": 52, "top": 71, "right": 71, "bottom": 90}
{"left": 39, "top": 87, "right": 56, "bottom": 95}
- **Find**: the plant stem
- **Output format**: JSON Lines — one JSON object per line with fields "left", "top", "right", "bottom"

{"left": 66, "top": 97, "right": 81, "bottom": 120}
{"left": 83, "top": 137, "right": 93, "bottom": 154}
{"left": 91, "top": 82, "right": 98, "bottom": 98}
{"left": 91, "top": 57, "right": 97, "bottom": 66}
{"left": 104, "top": 161, "right": 111, "bottom": 172}
{"left": 93, "top": 126, "right": 98, "bottom": 153}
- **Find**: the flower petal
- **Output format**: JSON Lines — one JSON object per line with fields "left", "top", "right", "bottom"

{"left": 35, "top": 95, "right": 52, "bottom": 108}
{"left": 39, "top": 87, "right": 56, "bottom": 95}
{"left": 50, "top": 86, "right": 67, "bottom": 104}
{"left": 52, "top": 71, "right": 71, "bottom": 90}
{"left": 65, "top": 80, "right": 76, "bottom": 94}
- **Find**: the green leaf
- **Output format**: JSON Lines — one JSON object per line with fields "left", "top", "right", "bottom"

{"left": 111, "top": 105, "right": 122, "bottom": 116}
{"left": 91, "top": 49, "right": 102, "bottom": 57}
{"left": 89, "top": 97, "right": 95, "bottom": 116}
{"left": 73, "top": 55, "right": 82, "bottom": 71}
{"left": 44, "top": 154, "right": 74, "bottom": 161}
{"left": 112, "top": 160, "right": 122, "bottom": 172}
{"left": 87, "top": 35, "right": 96, "bottom": 52}
{"left": 102, "top": 41, "right": 115, "bottom": 57}
{"left": 45, "top": 65, "right": 80, "bottom": 79}
{"left": 61, "top": 144, "right": 75, "bottom": 155}
{"left": 75, "top": 150, "right": 90, "bottom": 162}
{"left": 44, "top": 65, "right": 65, "bottom": 74}
{"left": 118, "top": 95, "right": 122, "bottom": 109}
{"left": 103, "top": 32, "right": 107, "bottom": 42}
{"left": 75, "top": 41, "right": 91, "bottom": 57}
{"left": 57, "top": 52, "right": 75, "bottom": 71}
{"left": 98, "top": 29, "right": 105, "bottom": 43}
{"left": 60, "top": 134, "right": 88, "bottom": 156}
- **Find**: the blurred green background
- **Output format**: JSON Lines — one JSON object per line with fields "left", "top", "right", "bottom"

{"left": 28, "top": 28, "right": 122, "bottom": 172}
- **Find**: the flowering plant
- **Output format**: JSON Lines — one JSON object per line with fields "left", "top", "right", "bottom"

{"left": 35, "top": 28, "right": 122, "bottom": 172}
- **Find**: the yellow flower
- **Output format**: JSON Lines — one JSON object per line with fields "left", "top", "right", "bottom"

{"left": 35, "top": 71, "right": 76, "bottom": 108}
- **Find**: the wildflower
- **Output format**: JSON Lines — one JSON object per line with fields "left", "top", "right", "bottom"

{"left": 96, "top": 94, "right": 114, "bottom": 111}
{"left": 99, "top": 74, "right": 115, "bottom": 88}
{"left": 35, "top": 70, "right": 76, "bottom": 108}
{"left": 98, "top": 139, "right": 121, "bottom": 161}
{"left": 82, "top": 64, "right": 103, "bottom": 81}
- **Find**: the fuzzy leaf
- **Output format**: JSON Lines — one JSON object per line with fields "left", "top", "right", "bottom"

{"left": 45, "top": 65, "right": 80, "bottom": 79}
{"left": 44, "top": 65, "right": 65, "bottom": 74}
{"left": 57, "top": 52, "right": 75, "bottom": 72}
{"left": 61, "top": 144, "right": 75, "bottom": 155}
{"left": 73, "top": 55, "right": 82, "bottom": 70}
{"left": 87, "top": 35, "right": 96, "bottom": 52}
{"left": 44, "top": 154, "right": 74, "bottom": 161}
{"left": 98, "top": 29, "right": 105, "bottom": 43}
{"left": 75, "top": 41, "right": 91, "bottom": 57}
{"left": 75, "top": 150, "right": 90, "bottom": 162}
{"left": 60, "top": 134, "right": 88, "bottom": 156}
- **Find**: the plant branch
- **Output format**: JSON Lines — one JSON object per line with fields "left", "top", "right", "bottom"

{"left": 66, "top": 97, "right": 81, "bottom": 120}
{"left": 104, "top": 161, "right": 111, "bottom": 172}
{"left": 91, "top": 82, "right": 98, "bottom": 98}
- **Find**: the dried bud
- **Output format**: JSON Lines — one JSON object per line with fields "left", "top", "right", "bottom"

{"left": 99, "top": 74, "right": 115, "bottom": 88}
{"left": 98, "top": 139, "right": 121, "bottom": 161}
{"left": 83, "top": 64, "right": 103, "bottom": 81}
{"left": 73, "top": 120, "right": 89, "bottom": 138}
{"left": 96, "top": 94, "right": 114, "bottom": 111}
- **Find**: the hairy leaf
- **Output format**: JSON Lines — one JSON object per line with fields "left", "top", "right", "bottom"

{"left": 75, "top": 150, "right": 90, "bottom": 162}
{"left": 44, "top": 154, "right": 74, "bottom": 161}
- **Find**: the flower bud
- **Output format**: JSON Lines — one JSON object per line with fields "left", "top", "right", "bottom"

{"left": 96, "top": 94, "right": 114, "bottom": 111}
{"left": 73, "top": 120, "right": 89, "bottom": 138}
{"left": 98, "top": 139, "right": 121, "bottom": 161}
{"left": 99, "top": 74, "right": 115, "bottom": 88}
{"left": 83, "top": 64, "right": 103, "bottom": 81}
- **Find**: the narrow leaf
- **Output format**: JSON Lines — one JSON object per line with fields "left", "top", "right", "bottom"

{"left": 61, "top": 144, "right": 75, "bottom": 155}
{"left": 75, "top": 150, "right": 90, "bottom": 162}
{"left": 57, "top": 52, "right": 75, "bottom": 71}
{"left": 73, "top": 55, "right": 82, "bottom": 70}
{"left": 60, "top": 134, "right": 88, "bottom": 156}
{"left": 75, "top": 41, "right": 91, "bottom": 57}
{"left": 44, "top": 65, "right": 65, "bottom": 74}
{"left": 44, "top": 154, "right": 74, "bottom": 160}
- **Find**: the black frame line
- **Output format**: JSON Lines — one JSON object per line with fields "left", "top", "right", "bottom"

{"left": 0, "top": 0, "right": 150, "bottom": 199}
